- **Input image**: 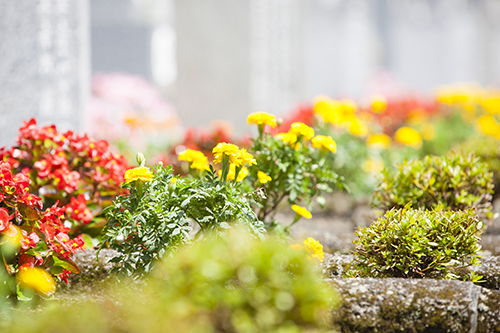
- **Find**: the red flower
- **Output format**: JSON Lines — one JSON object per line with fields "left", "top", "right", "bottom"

{"left": 65, "top": 194, "right": 93, "bottom": 224}
{"left": 0, "top": 207, "right": 13, "bottom": 232}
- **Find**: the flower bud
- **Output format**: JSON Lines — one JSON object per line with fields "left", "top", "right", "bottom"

{"left": 136, "top": 153, "right": 146, "bottom": 166}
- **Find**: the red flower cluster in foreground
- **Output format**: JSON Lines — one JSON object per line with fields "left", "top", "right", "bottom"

{"left": 0, "top": 119, "right": 129, "bottom": 227}
{"left": 0, "top": 160, "right": 83, "bottom": 282}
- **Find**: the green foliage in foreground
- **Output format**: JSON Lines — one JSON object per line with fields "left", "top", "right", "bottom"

{"left": 348, "top": 206, "right": 483, "bottom": 281}
{"left": 3, "top": 231, "right": 337, "bottom": 333}
{"left": 99, "top": 163, "right": 265, "bottom": 277}
{"left": 372, "top": 153, "right": 494, "bottom": 218}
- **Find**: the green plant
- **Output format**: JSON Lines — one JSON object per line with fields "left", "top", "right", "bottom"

{"left": 99, "top": 160, "right": 265, "bottom": 276}
{"left": 348, "top": 206, "right": 483, "bottom": 281}
{"left": 372, "top": 153, "right": 494, "bottom": 218}
{"left": 3, "top": 231, "right": 337, "bottom": 333}
{"left": 245, "top": 118, "right": 345, "bottom": 225}
{"left": 452, "top": 135, "right": 500, "bottom": 198}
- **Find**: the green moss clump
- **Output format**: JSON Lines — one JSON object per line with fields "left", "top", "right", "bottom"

{"left": 348, "top": 206, "right": 483, "bottom": 281}
{"left": 372, "top": 153, "right": 494, "bottom": 219}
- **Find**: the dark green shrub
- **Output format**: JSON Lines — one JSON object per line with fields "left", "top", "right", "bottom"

{"left": 372, "top": 153, "right": 494, "bottom": 218}
{"left": 348, "top": 206, "right": 483, "bottom": 281}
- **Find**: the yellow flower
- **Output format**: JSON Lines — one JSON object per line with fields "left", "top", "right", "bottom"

{"left": 480, "top": 96, "right": 500, "bottom": 114}
{"left": 124, "top": 166, "right": 153, "bottom": 183}
{"left": 362, "top": 159, "right": 384, "bottom": 174}
{"left": 212, "top": 142, "right": 241, "bottom": 165}
{"left": 219, "top": 165, "right": 248, "bottom": 182}
{"left": 178, "top": 149, "right": 210, "bottom": 171}
{"left": 291, "top": 204, "right": 312, "bottom": 219}
{"left": 478, "top": 115, "right": 500, "bottom": 138}
{"left": 394, "top": 127, "right": 422, "bottom": 148}
{"left": 247, "top": 112, "right": 277, "bottom": 128}
{"left": 371, "top": 94, "right": 387, "bottom": 113}
{"left": 348, "top": 118, "right": 369, "bottom": 137}
{"left": 235, "top": 148, "right": 257, "bottom": 167}
{"left": 289, "top": 122, "right": 315, "bottom": 141}
{"left": 276, "top": 132, "right": 298, "bottom": 145}
{"left": 421, "top": 123, "right": 435, "bottom": 140}
{"left": 17, "top": 267, "right": 56, "bottom": 297}
{"left": 303, "top": 237, "right": 324, "bottom": 263}
{"left": 367, "top": 133, "right": 391, "bottom": 149}
{"left": 311, "top": 135, "right": 337, "bottom": 153}
{"left": 257, "top": 171, "right": 272, "bottom": 184}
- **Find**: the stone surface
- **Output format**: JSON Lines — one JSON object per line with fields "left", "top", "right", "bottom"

{"left": 59, "top": 248, "right": 120, "bottom": 290}
{"left": 0, "top": 0, "right": 89, "bottom": 147}
{"left": 473, "top": 256, "right": 500, "bottom": 291}
{"left": 331, "top": 278, "right": 500, "bottom": 333}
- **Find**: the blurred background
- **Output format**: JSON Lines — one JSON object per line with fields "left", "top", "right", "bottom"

{"left": 2, "top": 0, "right": 500, "bottom": 145}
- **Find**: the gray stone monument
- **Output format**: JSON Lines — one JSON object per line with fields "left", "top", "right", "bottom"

{"left": 174, "top": 0, "right": 304, "bottom": 133}
{"left": 0, "top": 0, "right": 90, "bottom": 147}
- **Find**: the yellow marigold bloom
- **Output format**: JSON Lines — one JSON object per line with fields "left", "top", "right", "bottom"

{"left": 311, "top": 135, "right": 337, "bottom": 153}
{"left": 367, "top": 133, "right": 391, "bottom": 149}
{"left": 124, "top": 166, "right": 153, "bottom": 183}
{"left": 480, "top": 96, "right": 500, "bottom": 114}
{"left": 371, "top": 94, "right": 387, "bottom": 113}
{"left": 394, "top": 127, "right": 422, "bottom": 148}
{"left": 291, "top": 204, "right": 312, "bottom": 219}
{"left": 276, "top": 132, "right": 298, "bottom": 145}
{"left": 303, "top": 237, "right": 324, "bottom": 263}
{"left": 257, "top": 171, "right": 272, "bottom": 184}
{"left": 212, "top": 142, "right": 241, "bottom": 165}
{"left": 348, "top": 118, "right": 369, "bottom": 137}
{"left": 314, "top": 96, "right": 340, "bottom": 124}
{"left": 219, "top": 165, "right": 248, "bottom": 182}
{"left": 247, "top": 112, "right": 277, "bottom": 128}
{"left": 421, "top": 123, "right": 436, "bottom": 140}
{"left": 17, "top": 267, "right": 56, "bottom": 297}
{"left": 289, "top": 122, "right": 315, "bottom": 141}
{"left": 478, "top": 115, "right": 500, "bottom": 138}
{"left": 362, "top": 159, "right": 384, "bottom": 174}
{"left": 235, "top": 148, "right": 257, "bottom": 167}
{"left": 178, "top": 149, "right": 209, "bottom": 171}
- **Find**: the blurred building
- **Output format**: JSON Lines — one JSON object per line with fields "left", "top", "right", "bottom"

{"left": 85, "top": 0, "right": 500, "bottom": 132}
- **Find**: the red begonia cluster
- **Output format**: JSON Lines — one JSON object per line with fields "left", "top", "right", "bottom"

{"left": 0, "top": 161, "right": 83, "bottom": 281}
{"left": 0, "top": 119, "right": 129, "bottom": 230}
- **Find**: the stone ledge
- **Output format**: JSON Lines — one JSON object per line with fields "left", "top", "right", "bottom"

{"left": 331, "top": 278, "right": 500, "bottom": 333}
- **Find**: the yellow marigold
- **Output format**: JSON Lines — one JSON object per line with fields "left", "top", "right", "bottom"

{"left": 17, "top": 267, "right": 56, "bottom": 297}
{"left": 478, "top": 115, "right": 500, "bottom": 138}
{"left": 367, "top": 133, "right": 391, "bottom": 149}
{"left": 289, "top": 122, "right": 315, "bottom": 141}
{"left": 247, "top": 112, "right": 277, "bottom": 128}
{"left": 257, "top": 171, "right": 272, "bottom": 184}
{"left": 480, "top": 96, "right": 500, "bottom": 114}
{"left": 291, "top": 204, "right": 312, "bottom": 219}
{"left": 219, "top": 165, "right": 248, "bottom": 182}
{"left": 235, "top": 148, "right": 257, "bottom": 167}
{"left": 394, "top": 127, "right": 422, "bottom": 148}
{"left": 303, "top": 237, "right": 324, "bottom": 263}
{"left": 362, "top": 158, "right": 384, "bottom": 174}
{"left": 276, "top": 132, "right": 297, "bottom": 145}
{"left": 212, "top": 142, "right": 241, "bottom": 165}
{"left": 178, "top": 149, "right": 209, "bottom": 171}
{"left": 421, "top": 123, "right": 436, "bottom": 140}
{"left": 311, "top": 135, "right": 337, "bottom": 153}
{"left": 370, "top": 94, "right": 387, "bottom": 113}
{"left": 348, "top": 118, "right": 369, "bottom": 137}
{"left": 124, "top": 166, "right": 153, "bottom": 183}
